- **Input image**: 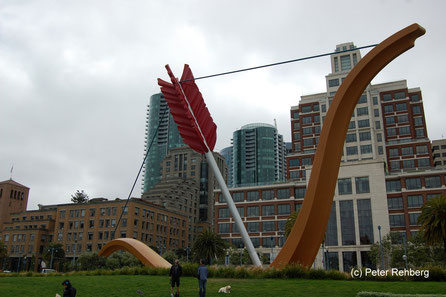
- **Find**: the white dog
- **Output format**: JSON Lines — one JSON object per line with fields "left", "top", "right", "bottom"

{"left": 218, "top": 285, "right": 231, "bottom": 293}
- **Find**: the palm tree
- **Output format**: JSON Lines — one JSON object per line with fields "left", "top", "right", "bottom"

{"left": 284, "top": 211, "right": 300, "bottom": 238}
{"left": 418, "top": 195, "right": 446, "bottom": 256}
{"left": 192, "top": 228, "right": 226, "bottom": 264}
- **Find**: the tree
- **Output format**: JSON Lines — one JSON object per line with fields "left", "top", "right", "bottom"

{"left": 284, "top": 211, "right": 300, "bottom": 238}
{"left": 71, "top": 190, "right": 89, "bottom": 204}
{"left": 42, "top": 243, "right": 65, "bottom": 269}
{"left": 78, "top": 252, "right": 106, "bottom": 270}
{"left": 192, "top": 228, "right": 226, "bottom": 264}
{"left": 0, "top": 241, "right": 7, "bottom": 259}
{"left": 418, "top": 195, "right": 446, "bottom": 257}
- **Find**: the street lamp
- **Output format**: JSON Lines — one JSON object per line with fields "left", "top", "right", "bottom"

{"left": 186, "top": 246, "right": 190, "bottom": 262}
{"left": 72, "top": 240, "right": 77, "bottom": 269}
{"left": 49, "top": 247, "right": 55, "bottom": 269}
{"left": 378, "top": 225, "right": 384, "bottom": 270}
{"left": 225, "top": 251, "right": 229, "bottom": 266}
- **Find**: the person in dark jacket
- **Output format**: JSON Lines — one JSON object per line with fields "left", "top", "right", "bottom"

{"left": 61, "top": 279, "right": 76, "bottom": 297}
{"left": 197, "top": 259, "right": 208, "bottom": 297}
{"left": 169, "top": 259, "right": 183, "bottom": 297}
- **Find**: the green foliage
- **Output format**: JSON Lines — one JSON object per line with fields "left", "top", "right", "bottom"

{"left": 161, "top": 250, "right": 176, "bottom": 264}
{"left": 71, "top": 190, "right": 89, "bottom": 204}
{"left": 418, "top": 195, "right": 446, "bottom": 256}
{"left": 0, "top": 241, "right": 7, "bottom": 259}
{"left": 191, "top": 228, "right": 227, "bottom": 264}
{"left": 78, "top": 252, "right": 106, "bottom": 271}
{"left": 285, "top": 211, "right": 300, "bottom": 238}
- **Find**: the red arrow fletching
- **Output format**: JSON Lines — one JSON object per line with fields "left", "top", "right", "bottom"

{"left": 157, "top": 64, "right": 217, "bottom": 154}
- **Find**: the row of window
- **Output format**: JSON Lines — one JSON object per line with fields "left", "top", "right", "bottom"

{"left": 386, "top": 175, "right": 445, "bottom": 192}
{"left": 221, "top": 187, "right": 306, "bottom": 203}
{"left": 0, "top": 189, "right": 25, "bottom": 200}
{"left": 218, "top": 220, "right": 286, "bottom": 234}
{"left": 337, "top": 177, "right": 370, "bottom": 195}
{"left": 218, "top": 203, "right": 299, "bottom": 218}
{"left": 389, "top": 158, "right": 431, "bottom": 171}
{"left": 383, "top": 104, "right": 422, "bottom": 115}
{"left": 388, "top": 145, "right": 429, "bottom": 157}
{"left": 388, "top": 195, "right": 426, "bottom": 209}
{"left": 389, "top": 213, "right": 421, "bottom": 227}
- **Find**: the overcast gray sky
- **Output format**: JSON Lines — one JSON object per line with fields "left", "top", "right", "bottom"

{"left": 1, "top": 0, "right": 445, "bottom": 210}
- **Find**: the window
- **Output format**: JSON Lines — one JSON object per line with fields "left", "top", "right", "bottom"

{"left": 387, "top": 128, "right": 397, "bottom": 137}
{"left": 262, "top": 205, "right": 275, "bottom": 216}
{"left": 402, "top": 159, "right": 415, "bottom": 169}
{"left": 294, "top": 187, "right": 306, "bottom": 199}
{"left": 301, "top": 105, "right": 312, "bottom": 113}
{"left": 289, "top": 158, "right": 299, "bottom": 167}
{"left": 303, "top": 138, "right": 314, "bottom": 146}
{"left": 321, "top": 104, "right": 326, "bottom": 112}
{"left": 358, "top": 119, "right": 370, "bottom": 128}
{"left": 389, "top": 214, "right": 405, "bottom": 227}
{"left": 346, "top": 133, "right": 357, "bottom": 143}
{"left": 374, "top": 109, "right": 380, "bottom": 117}
{"left": 416, "top": 145, "right": 428, "bottom": 155}
{"left": 397, "top": 114, "right": 409, "bottom": 123}
{"left": 385, "top": 116, "right": 395, "bottom": 125}
{"left": 329, "top": 79, "right": 339, "bottom": 87}
{"left": 378, "top": 146, "right": 384, "bottom": 155}
{"left": 302, "top": 116, "right": 312, "bottom": 124}
{"left": 262, "top": 221, "right": 275, "bottom": 232}
{"left": 408, "top": 195, "right": 423, "bottom": 208}
{"left": 382, "top": 94, "right": 392, "bottom": 101}
{"left": 278, "top": 204, "right": 291, "bottom": 215}
{"left": 233, "top": 192, "right": 244, "bottom": 202}
{"left": 358, "top": 94, "right": 367, "bottom": 104}
{"left": 355, "top": 177, "right": 370, "bottom": 194}
{"left": 384, "top": 105, "right": 394, "bottom": 113}
{"left": 262, "top": 236, "right": 275, "bottom": 248}
{"left": 340, "top": 55, "right": 351, "bottom": 71}
{"left": 396, "top": 103, "right": 407, "bottom": 111}
{"left": 412, "top": 105, "right": 421, "bottom": 114}
{"left": 373, "top": 96, "right": 378, "bottom": 105}
{"left": 218, "top": 223, "right": 230, "bottom": 234}
{"left": 247, "top": 191, "right": 259, "bottom": 201}
{"left": 357, "top": 107, "right": 368, "bottom": 116}
{"left": 401, "top": 146, "right": 413, "bottom": 156}
{"left": 394, "top": 91, "right": 406, "bottom": 99}
{"left": 418, "top": 158, "right": 430, "bottom": 168}
{"left": 247, "top": 222, "right": 259, "bottom": 232}
{"left": 413, "top": 117, "right": 423, "bottom": 126}
{"left": 410, "top": 94, "right": 420, "bottom": 102}
{"left": 359, "top": 131, "right": 371, "bottom": 141}
{"left": 425, "top": 176, "right": 441, "bottom": 188}
{"left": 247, "top": 206, "right": 259, "bottom": 217}
{"left": 388, "top": 197, "right": 403, "bottom": 209}
{"left": 409, "top": 213, "right": 420, "bottom": 226}
{"left": 390, "top": 161, "right": 401, "bottom": 170}
{"left": 314, "top": 104, "right": 320, "bottom": 111}
{"left": 348, "top": 121, "right": 356, "bottom": 129}
{"left": 338, "top": 178, "right": 352, "bottom": 195}
{"left": 262, "top": 190, "right": 274, "bottom": 200}
{"left": 237, "top": 207, "right": 244, "bottom": 217}
{"left": 405, "top": 177, "right": 421, "bottom": 190}
{"left": 415, "top": 128, "right": 425, "bottom": 138}
{"left": 346, "top": 146, "right": 358, "bottom": 156}
{"left": 325, "top": 203, "right": 338, "bottom": 246}
{"left": 360, "top": 145, "right": 372, "bottom": 154}
{"left": 277, "top": 189, "right": 289, "bottom": 199}
{"left": 399, "top": 126, "right": 411, "bottom": 136}
{"left": 301, "top": 157, "right": 312, "bottom": 166}
{"left": 389, "top": 148, "right": 399, "bottom": 157}
{"left": 357, "top": 199, "right": 374, "bottom": 245}
{"left": 302, "top": 127, "right": 313, "bottom": 136}
{"left": 340, "top": 200, "right": 356, "bottom": 245}
{"left": 219, "top": 208, "right": 229, "bottom": 218}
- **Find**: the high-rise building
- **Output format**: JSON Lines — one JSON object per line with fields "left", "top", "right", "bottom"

{"left": 220, "top": 146, "right": 233, "bottom": 188}
{"left": 232, "top": 123, "right": 286, "bottom": 187}
{"left": 142, "top": 93, "right": 184, "bottom": 192}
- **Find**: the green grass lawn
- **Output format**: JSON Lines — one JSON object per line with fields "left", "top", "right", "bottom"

{"left": 0, "top": 275, "right": 445, "bottom": 297}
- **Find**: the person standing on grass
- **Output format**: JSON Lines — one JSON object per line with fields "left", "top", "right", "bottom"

{"left": 169, "top": 259, "right": 183, "bottom": 297}
{"left": 197, "top": 259, "right": 208, "bottom": 297}
{"left": 61, "top": 279, "right": 76, "bottom": 297}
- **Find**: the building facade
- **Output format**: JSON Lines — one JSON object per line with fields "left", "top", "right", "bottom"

{"left": 220, "top": 146, "right": 234, "bottom": 188}
{"left": 0, "top": 184, "right": 190, "bottom": 272}
{"left": 142, "top": 93, "right": 184, "bottom": 192}
{"left": 232, "top": 123, "right": 286, "bottom": 187}
{"left": 142, "top": 146, "right": 227, "bottom": 242}
{"left": 432, "top": 139, "right": 446, "bottom": 168}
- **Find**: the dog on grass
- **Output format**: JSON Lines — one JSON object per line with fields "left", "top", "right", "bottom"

{"left": 218, "top": 285, "right": 231, "bottom": 293}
